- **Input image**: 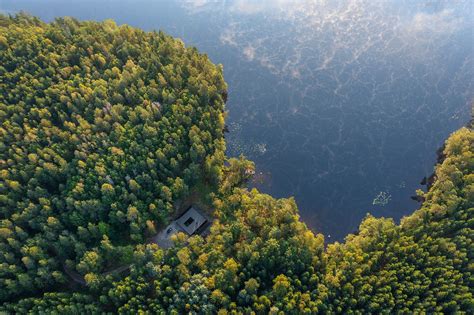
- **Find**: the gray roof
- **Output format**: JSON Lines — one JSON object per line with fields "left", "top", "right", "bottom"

{"left": 176, "top": 206, "right": 207, "bottom": 235}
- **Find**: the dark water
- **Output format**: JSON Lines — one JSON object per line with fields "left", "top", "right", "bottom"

{"left": 1, "top": 0, "right": 473, "bottom": 241}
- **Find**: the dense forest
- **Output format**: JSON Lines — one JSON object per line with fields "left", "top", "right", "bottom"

{"left": 0, "top": 13, "right": 227, "bottom": 302}
{"left": 1, "top": 15, "right": 473, "bottom": 314}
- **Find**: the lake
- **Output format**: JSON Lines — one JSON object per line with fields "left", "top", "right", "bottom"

{"left": 1, "top": 0, "right": 472, "bottom": 240}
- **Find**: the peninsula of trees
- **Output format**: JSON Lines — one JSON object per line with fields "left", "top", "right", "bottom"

{"left": 0, "top": 15, "right": 472, "bottom": 313}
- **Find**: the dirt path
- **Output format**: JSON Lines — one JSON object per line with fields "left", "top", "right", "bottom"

{"left": 63, "top": 263, "right": 130, "bottom": 286}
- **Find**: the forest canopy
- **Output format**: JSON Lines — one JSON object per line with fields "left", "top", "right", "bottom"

{"left": 0, "top": 13, "right": 227, "bottom": 302}
{"left": 0, "top": 14, "right": 473, "bottom": 313}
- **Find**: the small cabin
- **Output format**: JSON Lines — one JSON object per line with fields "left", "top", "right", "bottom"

{"left": 151, "top": 205, "right": 209, "bottom": 249}
{"left": 176, "top": 206, "right": 207, "bottom": 236}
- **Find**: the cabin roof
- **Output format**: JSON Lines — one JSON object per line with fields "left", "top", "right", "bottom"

{"left": 175, "top": 206, "right": 207, "bottom": 235}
